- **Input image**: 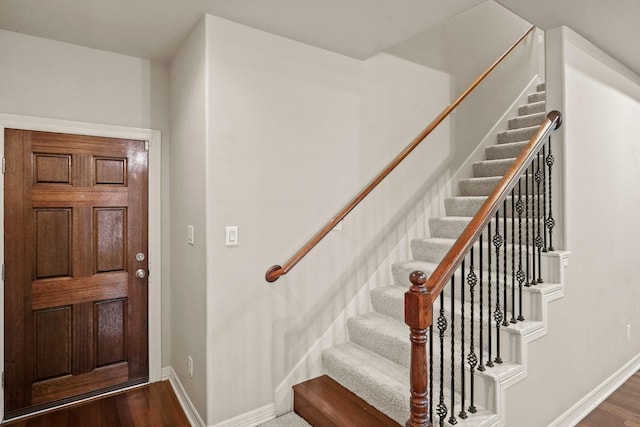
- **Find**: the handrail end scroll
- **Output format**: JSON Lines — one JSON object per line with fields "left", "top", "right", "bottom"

{"left": 266, "top": 265, "right": 284, "bottom": 283}
{"left": 548, "top": 110, "right": 563, "bottom": 129}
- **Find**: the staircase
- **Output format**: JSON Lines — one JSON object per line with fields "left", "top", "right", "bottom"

{"left": 291, "top": 83, "right": 567, "bottom": 426}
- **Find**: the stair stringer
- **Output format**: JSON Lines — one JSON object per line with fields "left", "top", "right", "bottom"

{"left": 272, "top": 75, "right": 545, "bottom": 418}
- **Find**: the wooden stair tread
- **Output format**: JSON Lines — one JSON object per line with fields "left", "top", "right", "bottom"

{"left": 293, "top": 375, "right": 400, "bottom": 426}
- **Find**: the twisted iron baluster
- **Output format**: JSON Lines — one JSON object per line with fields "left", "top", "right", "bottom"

{"left": 467, "top": 249, "right": 478, "bottom": 414}
{"left": 502, "top": 200, "right": 509, "bottom": 327}
{"left": 493, "top": 210, "right": 503, "bottom": 364}
{"left": 542, "top": 144, "right": 548, "bottom": 252}
{"left": 486, "top": 223, "right": 494, "bottom": 368}
{"left": 535, "top": 152, "right": 544, "bottom": 283}
{"left": 478, "top": 234, "right": 485, "bottom": 372}
{"left": 459, "top": 260, "right": 467, "bottom": 420}
{"left": 516, "top": 181, "right": 525, "bottom": 321}
{"left": 437, "top": 295, "right": 447, "bottom": 427}
{"left": 546, "top": 136, "right": 556, "bottom": 251}
{"left": 449, "top": 276, "right": 457, "bottom": 426}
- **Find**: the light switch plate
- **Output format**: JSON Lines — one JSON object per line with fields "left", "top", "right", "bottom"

{"left": 226, "top": 226, "right": 238, "bottom": 246}
{"left": 187, "top": 225, "right": 195, "bottom": 246}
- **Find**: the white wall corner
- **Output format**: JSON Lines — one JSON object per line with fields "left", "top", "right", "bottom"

{"left": 166, "top": 367, "right": 207, "bottom": 427}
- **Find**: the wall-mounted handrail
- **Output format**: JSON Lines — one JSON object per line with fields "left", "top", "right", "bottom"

{"left": 266, "top": 25, "right": 536, "bottom": 282}
{"left": 404, "top": 110, "right": 562, "bottom": 426}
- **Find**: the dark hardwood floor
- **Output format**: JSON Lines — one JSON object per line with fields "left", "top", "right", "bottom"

{"left": 2, "top": 381, "right": 190, "bottom": 427}
{"left": 577, "top": 370, "right": 640, "bottom": 427}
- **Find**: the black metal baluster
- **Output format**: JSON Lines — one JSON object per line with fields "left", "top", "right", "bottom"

{"left": 510, "top": 190, "right": 516, "bottom": 324}
{"left": 529, "top": 162, "right": 536, "bottom": 286}
{"left": 459, "top": 260, "right": 467, "bottom": 420}
{"left": 516, "top": 181, "right": 525, "bottom": 321}
{"left": 478, "top": 235, "right": 485, "bottom": 372}
{"left": 546, "top": 136, "right": 556, "bottom": 251}
{"left": 502, "top": 201, "right": 509, "bottom": 327}
{"left": 535, "top": 152, "right": 544, "bottom": 284}
{"left": 437, "top": 295, "right": 447, "bottom": 427}
{"left": 449, "top": 276, "right": 457, "bottom": 426}
{"left": 486, "top": 223, "right": 494, "bottom": 368}
{"left": 430, "top": 310, "right": 434, "bottom": 425}
{"left": 467, "top": 249, "right": 478, "bottom": 414}
{"left": 493, "top": 211, "right": 503, "bottom": 364}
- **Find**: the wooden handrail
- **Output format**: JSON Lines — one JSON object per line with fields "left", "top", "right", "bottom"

{"left": 266, "top": 25, "right": 536, "bottom": 282}
{"left": 404, "top": 110, "right": 562, "bottom": 427}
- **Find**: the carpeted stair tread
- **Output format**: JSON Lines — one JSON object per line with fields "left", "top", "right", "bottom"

{"left": 485, "top": 141, "right": 527, "bottom": 160}
{"left": 528, "top": 90, "right": 546, "bottom": 103}
{"left": 293, "top": 375, "right": 398, "bottom": 427}
{"left": 537, "top": 82, "right": 546, "bottom": 91}
{"left": 518, "top": 100, "right": 545, "bottom": 115}
{"left": 508, "top": 111, "right": 546, "bottom": 129}
{"left": 322, "top": 342, "right": 409, "bottom": 425}
{"left": 472, "top": 158, "right": 515, "bottom": 178}
{"left": 459, "top": 176, "right": 502, "bottom": 196}
{"left": 497, "top": 125, "right": 539, "bottom": 144}
{"left": 348, "top": 312, "right": 410, "bottom": 368}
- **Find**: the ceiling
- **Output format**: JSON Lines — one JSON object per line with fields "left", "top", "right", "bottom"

{"left": 0, "top": 0, "right": 639, "bottom": 77}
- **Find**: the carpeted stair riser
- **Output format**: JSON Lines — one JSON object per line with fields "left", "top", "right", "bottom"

{"left": 444, "top": 195, "right": 541, "bottom": 217}
{"left": 508, "top": 112, "right": 546, "bottom": 129}
{"left": 485, "top": 141, "right": 528, "bottom": 160}
{"left": 347, "top": 312, "right": 410, "bottom": 368}
{"left": 459, "top": 174, "right": 532, "bottom": 196}
{"left": 429, "top": 216, "right": 542, "bottom": 243}
{"left": 518, "top": 100, "right": 545, "bottom": 116}
{"left": 322, "top": 342, "right": 410, "bottom": 425}
{"left": 472, "top": 158, "right": 515, "bottom": 178}
{"left": 528, "top": 91, "right": 546, "bottom": 103}
{"left": 411, "top": 237, "right": 540, "bottom": 269}
{"left": 496, "top": 125, "right": 540, "bottom": 144}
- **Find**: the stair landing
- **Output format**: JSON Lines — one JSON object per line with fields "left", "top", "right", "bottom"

{"left": 293, "top": 375, "right": 400, "bottom": 426}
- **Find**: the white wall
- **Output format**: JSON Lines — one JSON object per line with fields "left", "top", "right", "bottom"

{"left": 0, "top": 29, "right": 173, "bottom": 369}
{"left": 169, "top": 19, "right": 208, "bottom": 420}
{"left": 505, "top": 26, "right": 640, "bottom": 426}
{"left": 199, "top": 14, "right": 452, "bottom": 424}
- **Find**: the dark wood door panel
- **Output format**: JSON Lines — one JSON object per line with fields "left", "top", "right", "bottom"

{"left": 4, "top": 128, "right": 148, "bottom": 418}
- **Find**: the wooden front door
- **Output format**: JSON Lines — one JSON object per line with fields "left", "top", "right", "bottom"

{"left": 4, "top": 129, "right": 149, "bottom": 418}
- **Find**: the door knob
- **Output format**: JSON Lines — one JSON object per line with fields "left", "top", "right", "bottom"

{"left": 135, "top": 269, "right": 146, "bottom": 279}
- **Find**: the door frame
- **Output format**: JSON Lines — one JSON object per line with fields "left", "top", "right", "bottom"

{"left": 0, "top": 113, "right": 162, "bottom": 420}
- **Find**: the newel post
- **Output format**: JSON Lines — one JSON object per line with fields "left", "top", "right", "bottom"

{"left": 404, "top": 271, "right": 433, "bottom": 427}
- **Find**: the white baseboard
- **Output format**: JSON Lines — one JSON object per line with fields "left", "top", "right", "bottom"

{"left": 548, "top": 353, "right": 640, "bottom": 426}
{"left": 164, "top": 366, "right": 206, "bottom": 427}
{"left": 211, "top": 404, "right": 276, "bottom": 427}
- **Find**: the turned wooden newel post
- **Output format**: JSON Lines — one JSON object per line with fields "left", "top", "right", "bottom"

{"left": 404, "top": 270, "right": 433, "bottom": 427}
